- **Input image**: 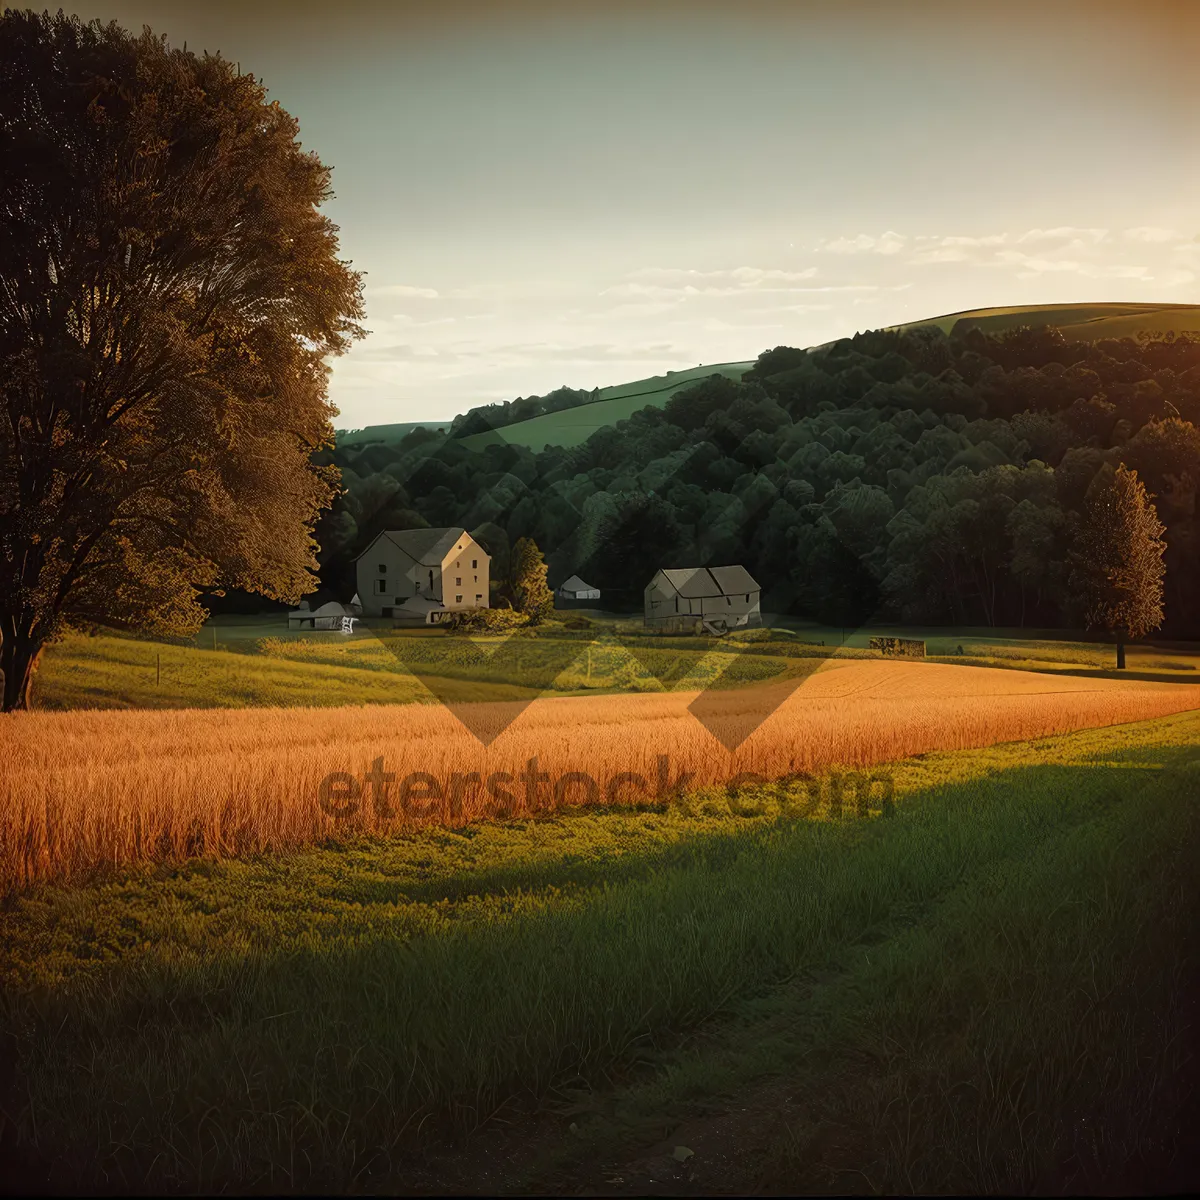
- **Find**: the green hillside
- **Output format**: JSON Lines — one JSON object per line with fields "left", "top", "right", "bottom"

{"left": 456, "top": 361, "right": 754, "bottom": 453}
{"left": 338, "top": 303, "right": 1200, "bottom": 454}
{"left": 336, "top": 420, "right": 451, "bottom": 447}
{"left": 894, "top": 301, "right": 1200, "bottom": 342}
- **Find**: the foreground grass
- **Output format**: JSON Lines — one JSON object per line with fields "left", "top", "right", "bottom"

{"left": 2, "top": 712, "right": 1199, "bottom": 1192}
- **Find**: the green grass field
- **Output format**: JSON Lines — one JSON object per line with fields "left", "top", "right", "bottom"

{"left": 2, "top": 710, "right": 1197, "bottom": 1192}
{"left": 456, "top": 361, "right": 754, "bottom": 453}
{"left": 335, "top": 419, "right": 452, "bottom": 447}
{"left": 893, "top": 301, "right": 1200, "bottom": 342}
{"left": 28, "top": 616, "right": 1200, "bottom": 712}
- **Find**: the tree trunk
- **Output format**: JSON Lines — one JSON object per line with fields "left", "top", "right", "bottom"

{"left": 0, "top": 631, "right": 42, "bottom": 712}
{"left": 1116, "top": 627, "right": 1126, "bottom": 671}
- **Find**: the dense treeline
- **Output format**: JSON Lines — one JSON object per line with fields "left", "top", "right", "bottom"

{"left": 314, "top": 324, "right": 1200, "bottom": 634}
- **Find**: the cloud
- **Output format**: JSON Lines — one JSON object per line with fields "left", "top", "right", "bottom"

{"left": 367, "top": 283, "right": 441, "bottom": 299}
{"left": 1015, "top": 227, "right": 1108, "bottom": 245}
{"left": 992, "top": 250, "right": 1151, "bottom": 280}
{"left": 994, "top": 250, "right": 1083, "bottom": 273}
{"left": 484, "top": 342, "right": 687, "bottom": 363}
{"left": 1123, "top": 226, "right": 1183, "bottom": 244}
{"left": 937, "top": 234, "right": 1009, "bottom": 247}
{"left": 628, "top": 266, "right": 818, "bottom": 285}
{"left": 348, "top": 342, "right": 444, "bottom": 362}
{"left": 604, "top": 266, "right": 822, "bottom": 299}
{"left": 817, "top": 231, "right": 906, "bottom": 255}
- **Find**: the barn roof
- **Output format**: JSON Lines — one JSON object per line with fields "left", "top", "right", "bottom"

{"left": 558, "top": 574, "right": 598, "bottom": 593}
{"left": 358, "top": 527, "right": 470, "bottom": 566}
{"left": 656, "top": 565, "right": 760, "bottom": 598}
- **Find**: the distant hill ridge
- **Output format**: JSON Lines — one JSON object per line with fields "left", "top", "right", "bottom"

{"left": 337, "top": 301, "right": 1200, "bottom": 451}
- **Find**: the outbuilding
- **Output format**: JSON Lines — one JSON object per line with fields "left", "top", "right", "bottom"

{"left": 643, "top": 565, "right": 761, "bottom": 634}
{"left": 287, "top": 600, "right": 358, "bottom": 631}
{"left": 556, "top": 574, "right": 601, "bottom": 602}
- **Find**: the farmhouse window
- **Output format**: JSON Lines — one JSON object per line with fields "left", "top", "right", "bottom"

{"left": 472, "top": 559, "right": 478, "bottom": 568}
{"left": 475, "top": 594, "right": 482, "bottom": 602}
{"left": 746, "top": 593, "right": 749, "bottom": 602}
{"left": 378, "top": 563, "right": 387, "bottom": 573}
{"left": 455, "top": 594, "right": 463, "bottom": 603}
{"left": 456, "top": 577, "right": 461, "bottom": 586}
{"left": 429, "top": 569, "right": 434, "bottom": 589}
{"left": 374, "top": 579, "right": 386, "bottom": 594}
{"left": 674, "top": 597, "right": 678, "bottom": 613}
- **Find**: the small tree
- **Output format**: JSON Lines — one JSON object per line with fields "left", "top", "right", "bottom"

{"left": 1066, "top": 464, "right": 1166, "bottom": 668}
{"left": 509, "top": 537, "right": 554, "bottom": 624}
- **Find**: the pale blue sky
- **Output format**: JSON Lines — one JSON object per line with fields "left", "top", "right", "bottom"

{"left": 63, "top": 1, "right": 1200, "bottom": 427}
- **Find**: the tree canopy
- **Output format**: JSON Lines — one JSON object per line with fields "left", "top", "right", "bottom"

{"left": 0, "top": 10, "right": 365, "bottom": 709}
{"left": 317, "top": 321, "right": 1200, "bottom": 640}
{"left": 509, "top": 537, "right": 554, "bottom": 624}
{"left": 1066, "top": 464, "right": 1166, "bottom": 666}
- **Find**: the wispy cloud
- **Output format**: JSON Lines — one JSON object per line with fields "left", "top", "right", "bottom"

{"left": 603, "top": 266, "right": 822, "bottom": 299}
{"left": 1123, "top": 226, "right": 1184, "bottom": 244}
{"left": 628, "top": 266, "right": 819, "bottom": 285}
{"left": 1016, "top": 226, "right": 1108, "bottom": 245}
{"left": 368, "top": 283, "right": 442, "bottom": 299}
{"left": 817, "top": 231, "right": 906, "bottom": 255}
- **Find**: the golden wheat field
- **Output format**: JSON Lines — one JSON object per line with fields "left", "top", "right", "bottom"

{"left": 3, "top": 657, "right": 1199, "bottom": 893}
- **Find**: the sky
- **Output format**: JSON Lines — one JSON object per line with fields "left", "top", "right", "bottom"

{"left": 51, "top": 0, "right": 1200, "bottom": 428}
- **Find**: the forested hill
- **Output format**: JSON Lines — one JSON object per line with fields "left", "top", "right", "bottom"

{"left": 314, "top": 321, "right": 1200, "bottom": 635}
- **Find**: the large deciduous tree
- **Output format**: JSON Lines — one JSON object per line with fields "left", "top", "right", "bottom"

{"left": 1066, "top": 464, "right": 1166, "bottom": 669}
{"left": 0, "top": 11, "right": 365, "bottom": 710}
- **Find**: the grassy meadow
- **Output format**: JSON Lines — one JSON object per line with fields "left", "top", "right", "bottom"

{"left": 456, "top": 361, "right": 754, "bottom": 453}
{"left": 1, "top": 710, "right": 1197, "bottom": 1192}
{"left": 894, "top": 300, "right": 1200, "bottom": 343}
{"left": 29, "top": 613, "right": 1200, "bottom": 716}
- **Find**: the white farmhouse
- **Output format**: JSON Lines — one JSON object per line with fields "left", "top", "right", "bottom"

{"left": 644, "top": 565, "right": 761, "bottom": 634}
{"left": 355, "top": 527, "right": 491, "bottom": 622}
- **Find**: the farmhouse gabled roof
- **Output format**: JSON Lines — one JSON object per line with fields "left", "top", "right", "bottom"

{"left": 558, "top": 574, "right": 598, "bottom": 593}
{"left": 656, "top": 565, "right": 760, "bottom": 598}
{"left": 707, "top": 564, "right": 759, "bottom": 595}
{"left": 358, "top": 527, "right": 471, "bottom": 566}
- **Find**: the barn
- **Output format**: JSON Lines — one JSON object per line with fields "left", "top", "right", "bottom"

{"left": 287, "top": 600, "right": 358, "bottom": 631}
{"left": 643, "top": 565, "right": 761, "bottom": 634}
{"left": 556, "top": 574, "right": 601, "bottom": 602}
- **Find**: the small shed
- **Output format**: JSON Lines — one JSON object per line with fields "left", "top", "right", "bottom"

{"left": 556, "top": 574, "right": 600, "bottom": 602}
{"left": 288, "top": 600, "right": 356, "bottom": 631}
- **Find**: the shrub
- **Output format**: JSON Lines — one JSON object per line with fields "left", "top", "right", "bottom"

{"left": 442, "top": 608, "right": 532, "bottom": 634}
